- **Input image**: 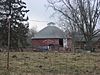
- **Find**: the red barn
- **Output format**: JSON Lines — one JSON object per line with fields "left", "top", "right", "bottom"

{"left": 32, "top": 23, "right": 67, "bottom": 51}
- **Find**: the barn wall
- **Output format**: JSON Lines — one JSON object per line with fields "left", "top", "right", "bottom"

{"left": 67, "top": 38, "right": 73, "bottom": 49}
{"left": 32, "top": 39, "right": 59, "bottom": 46}
{"left": 63, "top": 39, "right": 67, "bottom": 48}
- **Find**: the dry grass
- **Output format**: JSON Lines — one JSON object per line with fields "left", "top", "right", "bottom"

{"left": 0, "top": 52, "right": 100, "bottom": 75}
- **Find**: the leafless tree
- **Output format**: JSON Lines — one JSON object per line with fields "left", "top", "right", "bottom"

{"left": 47, "top": 0, "right": 100, "bottom": 51}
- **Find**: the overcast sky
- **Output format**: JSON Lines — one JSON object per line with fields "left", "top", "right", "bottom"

{"left": 24, "top": 0, "right": 55, "bottom": 31}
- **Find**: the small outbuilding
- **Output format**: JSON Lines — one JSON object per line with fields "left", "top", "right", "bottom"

{"left": 32, "top": 22, "right": 67, "bottom": 51}
{"left": 67, "top": 31, "right": 100, "bottom": 52}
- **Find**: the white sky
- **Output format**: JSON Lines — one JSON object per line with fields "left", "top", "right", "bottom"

{"left": 24, "top": 0, "right": 55, "bottom": 31}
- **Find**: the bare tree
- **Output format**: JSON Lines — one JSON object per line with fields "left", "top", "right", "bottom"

{"left": 47, "top": 0, "right": 100, "bottom": 51}
{"left": 57, "top": 15, "right": 78, "bottom": 32}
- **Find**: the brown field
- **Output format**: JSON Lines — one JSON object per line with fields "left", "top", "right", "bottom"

{"left": 0, "top": 52, "right": 100, "bottom": 75}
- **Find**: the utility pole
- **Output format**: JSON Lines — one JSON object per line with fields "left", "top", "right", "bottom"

{"left": 7, "top": 16, "right": 10, "bottom": 70}
{"left": 6, "top": 1, "right": 12, "bottom": 70}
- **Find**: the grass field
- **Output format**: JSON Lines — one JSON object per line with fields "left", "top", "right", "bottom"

{"left": 0, "top": 52, "right": 100, "bottom": 75}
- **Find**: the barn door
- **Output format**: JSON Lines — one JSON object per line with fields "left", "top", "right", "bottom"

{"left": 59, "top": 39, "right": 63, "bottom": 47}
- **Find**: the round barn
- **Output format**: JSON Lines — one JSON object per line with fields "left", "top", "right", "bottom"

{"left": 31, "top": 22, "right": 67, "bottom": 51}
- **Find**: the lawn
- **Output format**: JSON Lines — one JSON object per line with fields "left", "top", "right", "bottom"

{"left": 0, "top": 52, "right": 100, "bottom": 75}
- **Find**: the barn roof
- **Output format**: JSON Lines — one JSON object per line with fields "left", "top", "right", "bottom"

{"left": 32, "top": 25, "right": 66, "bottom": 39}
